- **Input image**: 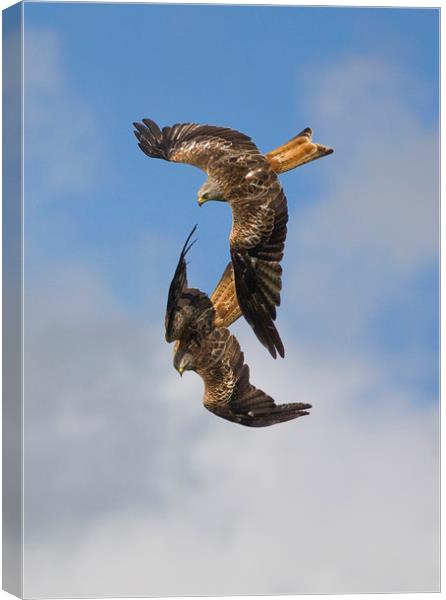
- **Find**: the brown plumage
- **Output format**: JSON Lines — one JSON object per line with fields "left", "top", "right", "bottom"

{"left": 210, "top": 262, "right": 241, "bottom": 328}
{"left": 209, "top": 128, "right": 333, "bottom": 329}
{"left": 266, "top": 127, "right": 333, "bottom": 173}
{"left": 133, "top": 120, "right": 285, "bottom": 358}
{"left": 167, "top": 229, "right": 312, "bottom": 427}
{"left": 134, "top": 119, "right": 333, "bottom": 358}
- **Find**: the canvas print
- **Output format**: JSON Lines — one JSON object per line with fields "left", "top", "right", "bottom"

{"left": 3, "top": 2, "right": 439, "bottom": 597}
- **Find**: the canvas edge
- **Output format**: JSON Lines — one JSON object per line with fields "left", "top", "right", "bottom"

{"left": 2, "top": 2, "right": 24, "bottom": 598}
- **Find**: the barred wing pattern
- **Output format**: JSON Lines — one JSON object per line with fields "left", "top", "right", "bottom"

{"left": 210, "top": 263, "right": 242, "bottom": 328}
{"left": 198, "top": 330, "right": 311, "bottom": 427}
{"left": 210, "top": 189, "right": 288, "bottom": 349}
{"left": 134, "top": 119, "right": 260, "bottom": 170}
{"left": 228, "top": 181, "right": 288, "bottom": 358}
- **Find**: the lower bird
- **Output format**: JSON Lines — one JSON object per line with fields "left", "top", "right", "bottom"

{"left": 165, "top": 226, "right": 312, "bottom": 427}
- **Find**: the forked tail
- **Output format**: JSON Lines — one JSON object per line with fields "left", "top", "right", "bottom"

{"left": 210, "top": 263, "right": 242, "bottom": 329}
{"left": 266, "top": 127, "right": 333, "bottom": 174}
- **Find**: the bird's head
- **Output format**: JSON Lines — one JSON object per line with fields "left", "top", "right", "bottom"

{"left": 198, "top": 178, "right": 226, "bottom": 206}
{"left": 173, "top": 342, "right": 195, "bottom": 376}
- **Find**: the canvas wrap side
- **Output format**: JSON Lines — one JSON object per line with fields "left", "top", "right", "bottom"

{"left": 3, "top": 2, "right": 24, "bottom": 597}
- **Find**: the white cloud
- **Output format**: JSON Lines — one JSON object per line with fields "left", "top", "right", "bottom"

{"left": 23, "top": 264, "right": 438, "bottom": 597}
{"left": 300, "top": 57, "right": 438, "bottom": 268}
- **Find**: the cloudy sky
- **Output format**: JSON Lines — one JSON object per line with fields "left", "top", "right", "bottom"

{"left": 18, "top": 3, "right": 439, "bottom": 597}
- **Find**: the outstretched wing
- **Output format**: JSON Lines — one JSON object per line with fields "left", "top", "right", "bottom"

{"left": 165, "top": 226, "right": 214, "bottom": 343}
{"left": 135, "top": 120, "right": 288, "bottom": 358}
{"left": 133, "top": 119, "right": 260, "bottom": 172}
{"left": 197, "top": 331, "right": 311, "bottom": 427}
{"left": 210, "top": 263, "right": 242, "bottom": 328}
{"left": 225, "top": 162, "right": 288, "bottom": 359}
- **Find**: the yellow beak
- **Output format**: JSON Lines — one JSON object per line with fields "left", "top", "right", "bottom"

{"left": 198, "top": 197, "right": 207, "bottom": 207}
{"left": 178, "top": 367, "right": 184, "bottom": 377}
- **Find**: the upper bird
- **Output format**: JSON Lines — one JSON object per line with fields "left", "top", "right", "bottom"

{"left": 166, "top": 226, "right": 312, "bottom": 427}
{"left": 134, "top": 120, "right": 332, "bottom": 358}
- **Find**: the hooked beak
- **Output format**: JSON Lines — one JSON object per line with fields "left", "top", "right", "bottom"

{"left": 178, "top": 366, "right": 184, "bottom": 377}
{"left": 198, "top": 196, "right": 207, "bottom": 207}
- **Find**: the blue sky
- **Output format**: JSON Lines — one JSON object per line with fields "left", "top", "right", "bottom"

{"left": 24, "top": 2, "right": 439, "bottom": 393}
{"left": 23, "top": 4, "right": 438, "bottom": 273}
{"left": 19, "top": 3, "right": 439, "bottom": 596}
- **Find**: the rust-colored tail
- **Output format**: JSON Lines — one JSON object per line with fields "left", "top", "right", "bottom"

{"left": 211, "top": 263, "right": 242, "bottom": 328}
{"left": 266, "top": 127, "right": 333, "bottom": 174}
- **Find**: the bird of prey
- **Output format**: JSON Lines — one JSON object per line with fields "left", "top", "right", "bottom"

{"left": 165, "top": 226, "right": 312, "bottom": 427}
{"left": 134, "top": 119, "right": 332, "bottom": 359}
